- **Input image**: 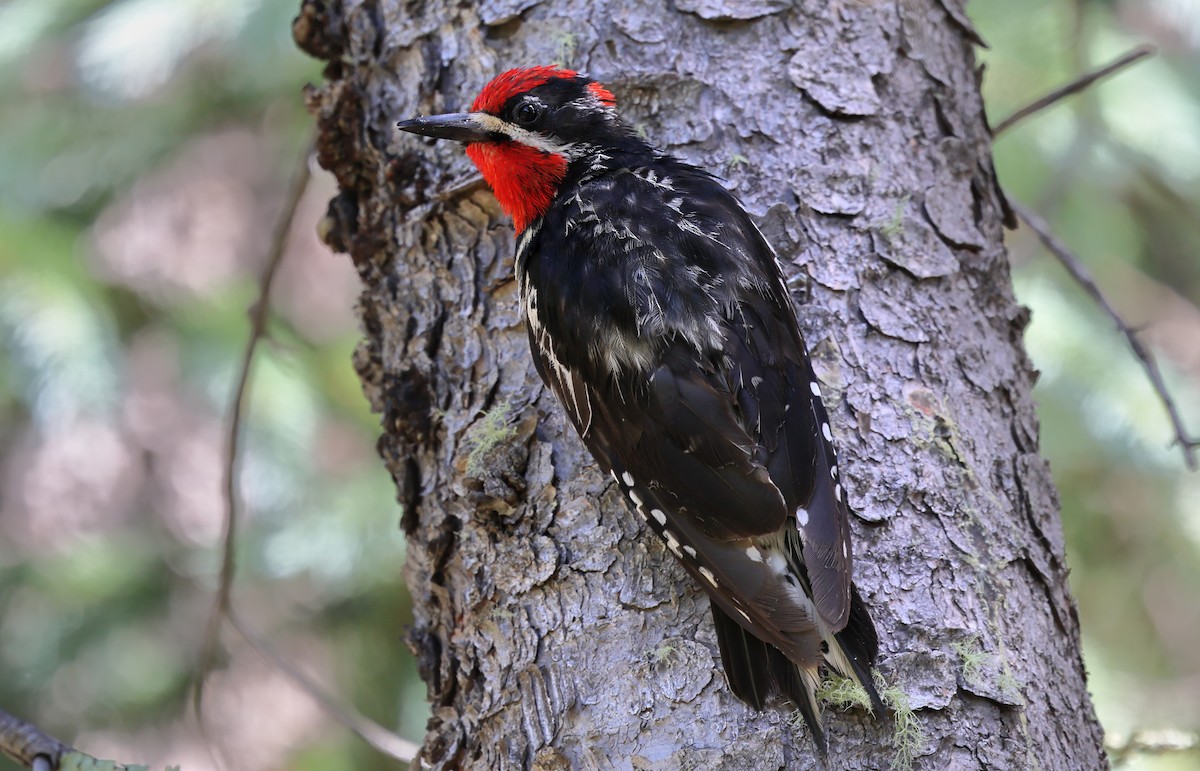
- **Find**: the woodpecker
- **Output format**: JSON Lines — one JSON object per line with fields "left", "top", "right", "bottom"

{"left": 398, "top": 66, "right": 882, "bottom": 753}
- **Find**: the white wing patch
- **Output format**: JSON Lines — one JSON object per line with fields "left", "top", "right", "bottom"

{"left": 524, "top": 274, "right": 593, "bottom": 437}
{"left": 515, "top": 219, "right": 541, "bottom": 276}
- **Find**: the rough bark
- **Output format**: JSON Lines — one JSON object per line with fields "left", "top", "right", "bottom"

{"left": 295, "top": 0, "right": 1107, "bottom": 768}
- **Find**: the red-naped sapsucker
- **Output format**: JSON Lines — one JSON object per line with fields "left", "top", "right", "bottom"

{"left": 398, "top": 66, "right": 882, "bottom": 754}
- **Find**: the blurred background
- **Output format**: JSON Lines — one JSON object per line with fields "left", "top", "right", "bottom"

{"left": 0, "top": 0, "right": 1197, "bottom": 769}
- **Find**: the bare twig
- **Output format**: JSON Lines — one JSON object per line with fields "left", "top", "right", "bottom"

{"left": 226, "top": 608, "right": 421, "bottom": 764}
{"left": 187, "top": 133, "right": 420, "bottom": 767}
{"left": 434, "top": 173, "right": 486, "bottom": 202}
{"left": 2, "top": 708, "right": 184, "bottom": 770}
{"left": 193, "top": 135, "right": 315, "bottom": 714}
{"left": 993, "top": 45, "right": 1156, "bottom": 135}
{"left": 1012, "top": 200, "right": 1200, "bottom": 471}
{"left": 1107, "top": 728, "right": 1200, "bottom": 766}
{"left": 0, "top": 708, "right": 66, "bottom": 768}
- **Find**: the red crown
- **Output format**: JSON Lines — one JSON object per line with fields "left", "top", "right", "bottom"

{"left": 472, "top": 66, "right": 615, "bottom": 113}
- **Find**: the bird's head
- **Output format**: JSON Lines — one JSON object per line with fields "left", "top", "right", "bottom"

{"left": 397, "top": 66, "right": 628, "bottom": 233}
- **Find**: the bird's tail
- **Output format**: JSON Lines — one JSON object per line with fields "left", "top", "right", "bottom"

{"left": 712, "top": 584, "right": 882, "bottom": 757}
{"left": 712, "top": 605, "right": 828, "bottom": 756}
{"left": 824, "top": 584, "right": 885, "bottom": 715}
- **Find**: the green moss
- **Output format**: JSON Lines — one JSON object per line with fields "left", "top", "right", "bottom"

{"left": 997, "top": 661, "right": 1023, "bottom": 700}
{"left": 952, "top": 636, "right": 989, "bottom": 682}
{"left": 786, "top": 707, "right": 812, "bottom": 735}
{"left": 989, "top": 612, "right": 1025, "bottom": 702}
{"left": 817, "top": 673, "right": 873, "bottom": 712}
{"left": 463, "top": 401, "right": 518, "bottom": 476}
{"left": 877, "top": 194, "right": 911, "bottom": 240}
{"left": 875, "top": 674, "right": 926, "bottom": 771}
{"left": 553, "top": 31, "right": 578, "bottom": 66}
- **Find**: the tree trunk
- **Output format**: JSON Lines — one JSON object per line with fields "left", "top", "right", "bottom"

{"left": 295, "top": 0, "right": 1107, "bottom": 767}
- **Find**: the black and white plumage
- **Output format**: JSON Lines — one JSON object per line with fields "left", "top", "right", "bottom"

{"left": 398, "top": 66, "right": 882, "bottom": 753}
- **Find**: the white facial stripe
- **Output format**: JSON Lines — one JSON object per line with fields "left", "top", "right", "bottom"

{"left": 471, "top": 112, "right": 578, "bottom": 157}
{"left": 515, "top": 220, "right": 541, "bottom": 271}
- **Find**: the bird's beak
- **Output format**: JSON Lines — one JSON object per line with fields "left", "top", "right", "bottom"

{"left": 397, "top": 112, "right": 493, "bottom": 143}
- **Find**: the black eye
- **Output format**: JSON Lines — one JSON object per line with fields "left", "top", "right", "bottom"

{"left": 513, "top": 99, "right": 544, "bottom": 126}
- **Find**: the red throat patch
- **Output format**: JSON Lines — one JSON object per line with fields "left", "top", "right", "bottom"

{"left": 466, "top": 141, "right": 567, "bottom": 234}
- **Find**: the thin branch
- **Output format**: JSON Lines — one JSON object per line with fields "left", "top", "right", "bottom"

{"left": 187, "top": 134, "right": 420, "bottom": 767}
{"left": 993, "top": 45, "right": 1156, "bottom": 135}
{"left": 226, "top": 607, "right": 421, "bottom": 764}
{"left": 434, "top": 173, "right": 486, "bottom": 202}
{"left": 2, "top": 707, "right": 184, "bottom": 770}
{"left": 193, "top": 135, "right": 315, "bottom": 714}
{"left": 0, "top": 708, "right": 66, "bottom": 768}
{"left": 1107, "top": 728, "right": 1200, "bottom": 766}
{"left": 1012, "top": 200, "right": 1200, "bottom": 471}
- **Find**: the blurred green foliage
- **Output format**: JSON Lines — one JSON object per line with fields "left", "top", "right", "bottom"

{"left": 0, "top": 0, "right": 1197, "bottom": 769}
{"left": 0, "top": 1, "right": 420, "bottom": 768}
{"left": 973, "top": 0, "right": 1200, "bottom": 766}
